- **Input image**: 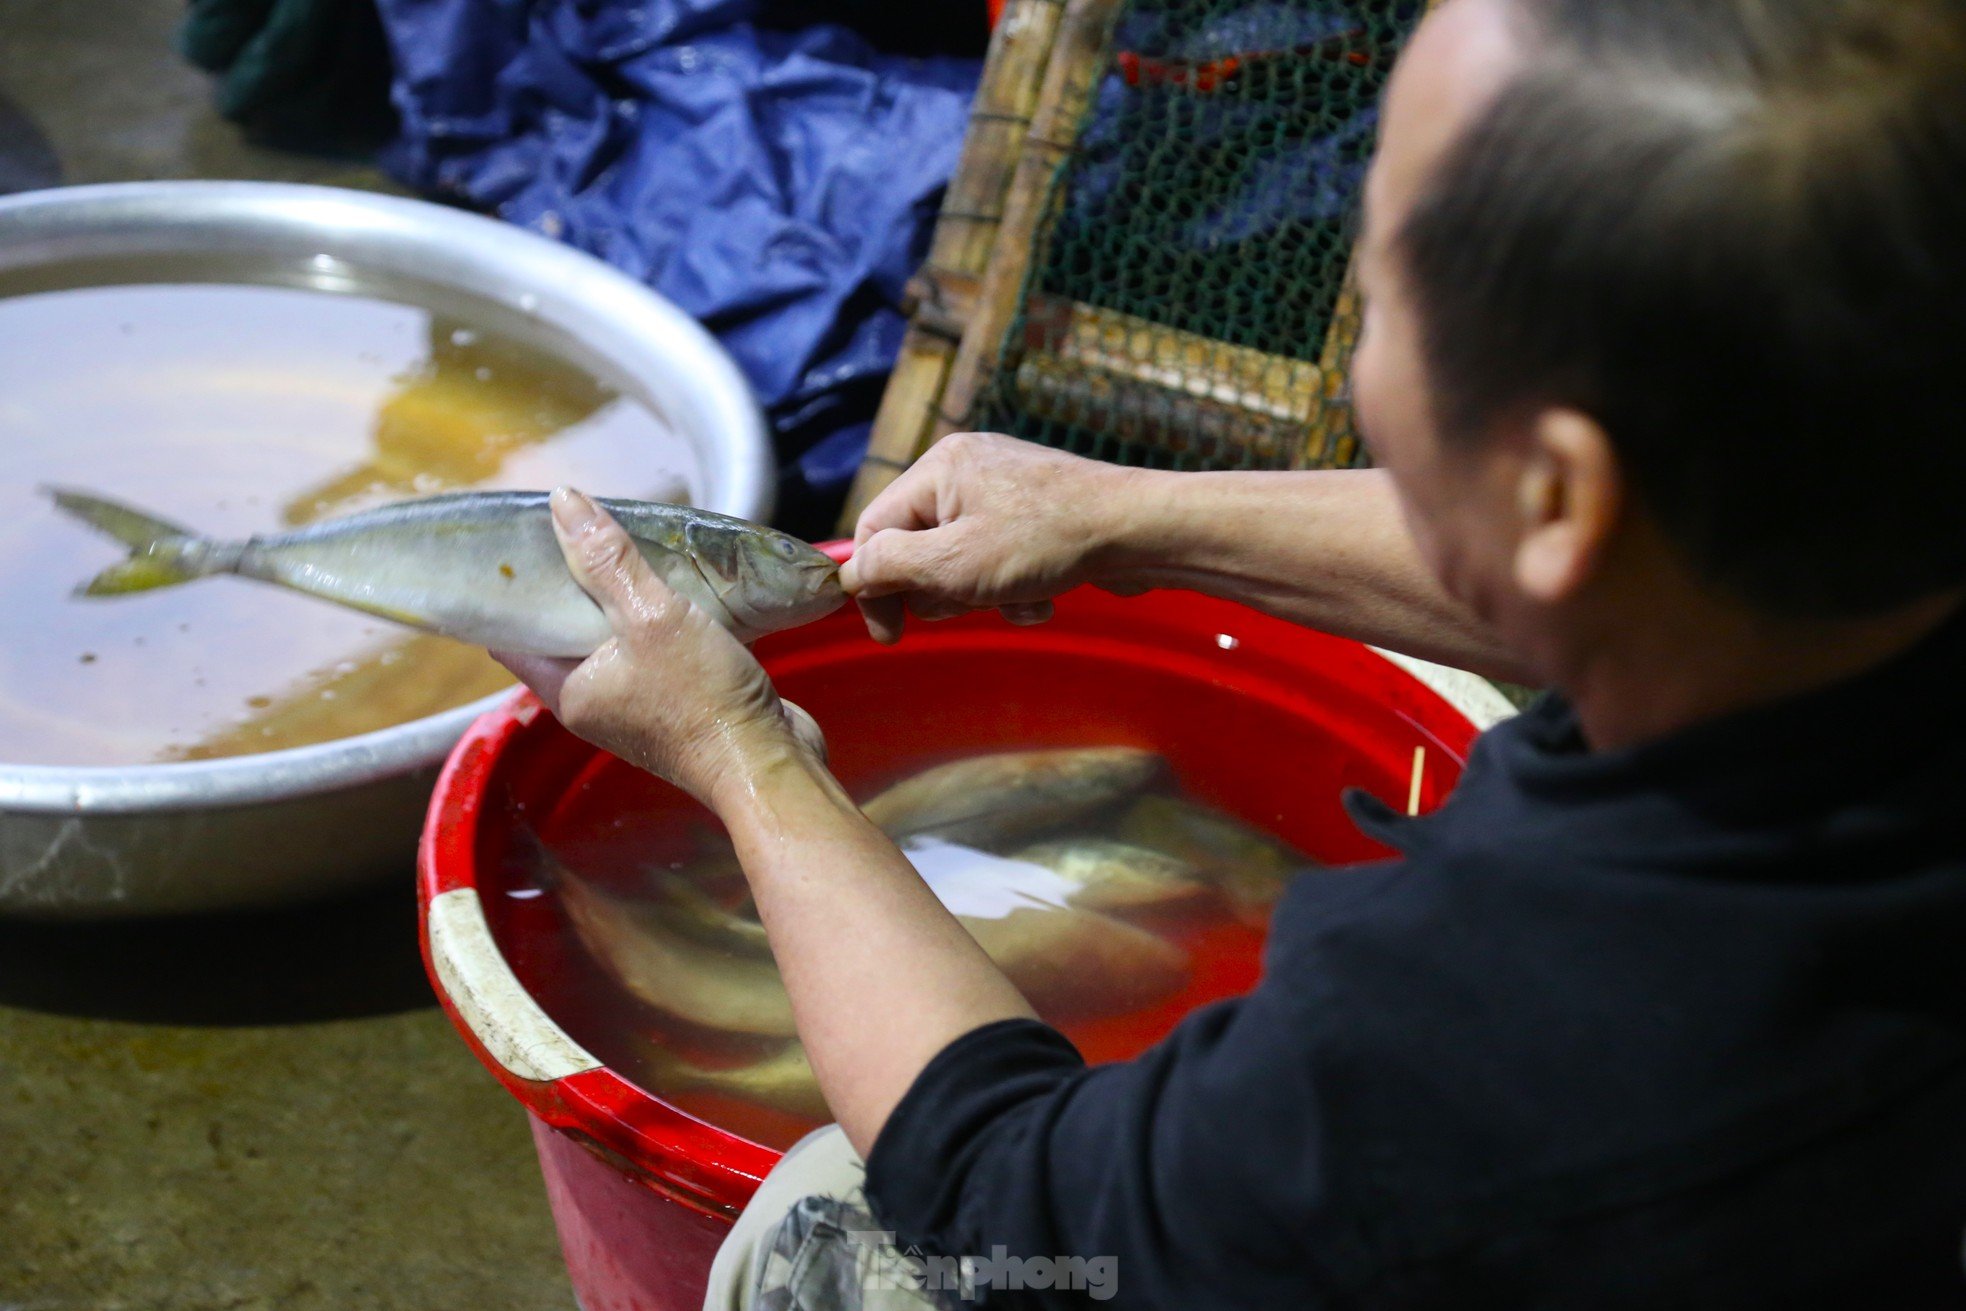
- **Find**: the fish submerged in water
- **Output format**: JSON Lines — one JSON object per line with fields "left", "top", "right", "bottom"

{"left": 861, "top": 747, "right": 1165, "bottom": 847}
{"left": 640, "top": 1038, "right": 831, "bottom": 1121}
{"left": 643, "top": 922, "right": 1217, "bottom": 1113}
{"left": 647, "top": 868, "right": 772, "bottom": 958}
{"left": 639, "top": 902, "right": 1170, "bottom": 1116}
{"left": 47, "top": 487, "right": 845, "bottom": 655}
{"left": 964, "top": 905, "right": 1188, "bottom": 1022}
{"left": 559, "top": 864, "right": 800, "bottom": 1037}
{"left": 649, "top": 836, "right": 1205, "bottom": 959}
{"left": 557, "top": 848, "right": 1189, "bottom": 1036}
{"left": 1118, "top": 795, "right": 1312, "bottom": 920}
{"left": 1011, "top": 839, "right": 1215, "bottom": 915}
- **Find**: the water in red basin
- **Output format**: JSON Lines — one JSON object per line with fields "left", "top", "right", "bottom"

{"left": 419, "top": 575, "right": 1499, "bottom": 1311}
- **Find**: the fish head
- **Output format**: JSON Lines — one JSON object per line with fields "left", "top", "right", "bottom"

{"left": 687, "top": 521, "right": 845, "bottom": 636}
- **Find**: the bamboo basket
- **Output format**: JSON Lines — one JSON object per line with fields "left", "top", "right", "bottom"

{"left": 839, "top": 0, "right": 1432, "bottom": 532}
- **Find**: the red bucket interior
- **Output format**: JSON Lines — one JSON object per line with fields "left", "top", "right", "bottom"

{"left": 419, "top": 572, "right": 1489, "bottom": 1216}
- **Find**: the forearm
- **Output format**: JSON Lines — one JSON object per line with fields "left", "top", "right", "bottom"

{"left": 1101, "top": 467, "right": 1533, "bottom": 683}
{"left": 716, "top": 752, "right": 1037, "bottom": 1157}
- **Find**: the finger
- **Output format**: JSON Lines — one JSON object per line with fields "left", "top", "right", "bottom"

{"left": 999, "top": 601, "right": 1054, "bottom": 626}
{"left": 851, "top": 458, "right": 943, "bottom": 548}
{"left": 907, "top": 594, "right": 969, "bottom": 622}
{"left": 841, "top": 524, "right": 962, "bottom": 600}
{"left": 856, "top": 594, "right": 907, "bottom": 646}
{"left": 492, "top": 650, "right": 580, "bottom": 719}
{"left": 837, "top": 526, "right": 898, "bottom": 596}
{"left": 781, "top": 699, "right": 829, "bottom": 764}
{"left": 548, "top": 486, "right": 670, "bottom": 632}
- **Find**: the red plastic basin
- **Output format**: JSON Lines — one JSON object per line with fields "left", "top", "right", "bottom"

{"left": 417, "top": 548, "right": 1513, "bottom": 1311}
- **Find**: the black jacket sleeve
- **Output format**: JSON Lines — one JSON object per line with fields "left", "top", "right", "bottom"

{"left": 862, "top": 983, "right": 1352, "bottom": 1309}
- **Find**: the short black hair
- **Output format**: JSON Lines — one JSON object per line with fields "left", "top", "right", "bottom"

{"left": 1399, "top": 0, "right": 1966, "bottom": 616}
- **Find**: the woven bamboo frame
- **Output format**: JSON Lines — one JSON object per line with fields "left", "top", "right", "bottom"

{"left": 838, "top": 0, "right": 1434, "bottom": 533}
{"left": 840, "top": 0, "right": 1077, "bottom": 528}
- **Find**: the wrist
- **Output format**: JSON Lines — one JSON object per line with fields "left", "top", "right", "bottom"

{"left": 1084, "top": 463, "right": 1181, "bottom": 586}
{"left": 705, "top": 732, "right": 850, "bottom": 830}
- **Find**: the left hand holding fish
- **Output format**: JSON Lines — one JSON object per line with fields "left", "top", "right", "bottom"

{"left": 493, "top": 487, "right": 820, "bottom": 805}
{"left": 502, "top": 487, "right": 1035, "bottom": 1158}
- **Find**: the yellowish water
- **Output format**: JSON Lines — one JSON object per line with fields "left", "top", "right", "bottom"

{"left": 0, "top": 281, "right": 693, "bottom": 766}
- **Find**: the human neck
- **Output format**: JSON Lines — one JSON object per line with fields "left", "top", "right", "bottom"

{"left": 1558, "top": 589, "right": 1964, "bottom": 753}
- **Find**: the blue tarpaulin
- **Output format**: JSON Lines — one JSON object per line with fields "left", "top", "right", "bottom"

{"left": 371, "top": 0, "right": 983, "bottom": 525}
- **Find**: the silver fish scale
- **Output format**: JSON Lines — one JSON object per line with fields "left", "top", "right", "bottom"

{"left": 225, "top": 492, "right": 835, "bottom": 656}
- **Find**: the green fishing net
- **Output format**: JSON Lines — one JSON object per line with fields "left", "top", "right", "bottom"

{"left": 970, "top": 0, "right": 1427, "bottom": 471}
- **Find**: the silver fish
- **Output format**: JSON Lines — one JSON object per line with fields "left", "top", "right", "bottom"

{"left": 963, "top": 905, "right": 1190, "bottom": 1022}
{"left": 1011, "top": 838, "right": 1216, "bottom": 915}
{"left": 48, "top": 488, "right": 844, "bottom": 655}
{"left": 648, "top": 837, "right": 1209, "bottom": 950}
{"left": 859, "top": 747, "right": 1165, "bottom": 847}
{"left": 558, "top": 855, "right": 1189, "bottom": 1035}
{"left": 648, "top": 869, "right": 772, "bottom": 958}
{"left": 639, "top": 1038, "right": 831, "bottom": 1121}
{"left": 1117, "top": 795, "right": 1311, "bottom": 922}
{"left": 558, "top": 864, "right": 799, "bottom": 1037}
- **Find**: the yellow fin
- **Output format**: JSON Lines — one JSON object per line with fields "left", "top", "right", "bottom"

{"left": 78, "top": 554, "right": 195, "bottom": 596}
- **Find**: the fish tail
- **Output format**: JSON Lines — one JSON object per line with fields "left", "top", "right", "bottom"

{"left": 45, "top": 487, "right": 221, "bottom": 597}
{"left": 47, "top": 487, "right": 191, "bottom": 549}
{"left": 77, "top": 555, "right": 199, "bottom": 597}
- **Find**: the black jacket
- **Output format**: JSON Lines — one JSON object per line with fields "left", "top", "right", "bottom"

{"left": 866, "top": 610, "right": 1966, "bottom": 1308}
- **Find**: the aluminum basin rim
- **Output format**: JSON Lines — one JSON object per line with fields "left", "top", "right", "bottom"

{"left": 0, "top": 696, "right": 507, "bottom": 813}
{"left": 0, "top": 181, "right": 771, "bottom": 815}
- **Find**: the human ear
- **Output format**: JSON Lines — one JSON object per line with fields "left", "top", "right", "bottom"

{"left": 1513, "top": 409, "right": 1622, "bottom": 604}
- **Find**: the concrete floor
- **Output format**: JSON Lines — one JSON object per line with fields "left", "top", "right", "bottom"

{"left": 0, "top": 1, "right": 576, "bottom": 1306}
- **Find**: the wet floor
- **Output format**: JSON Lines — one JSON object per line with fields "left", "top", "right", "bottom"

{"left": 0, "top": 0, "right": 576, "bottom": 1304}
{"left": 0, "top": 884, "right": 571, "bottom": 1310}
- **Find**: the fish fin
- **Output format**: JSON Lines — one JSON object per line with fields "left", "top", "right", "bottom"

{"left": 46, "top": 487, "right": 194, "bottom": 550}
{"left": 50, "top": 487, "right": 206, "bottom": 597}
{"left": 78, "top": 555, "right": 198, "bottom": 597}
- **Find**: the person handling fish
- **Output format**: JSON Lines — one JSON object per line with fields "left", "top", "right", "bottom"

{"left": 488, "top": 1, "right": 1966, "bottom": 1303}
{"left": 54, "top": 0, "right": 1966, "bottom": 1303}
{"left": 480, "top": 1, "right": 1966, "bottom": 1305}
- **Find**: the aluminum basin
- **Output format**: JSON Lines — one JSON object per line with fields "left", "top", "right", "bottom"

{"left": 0, "top": 181, "right": 772, "bottom": 917}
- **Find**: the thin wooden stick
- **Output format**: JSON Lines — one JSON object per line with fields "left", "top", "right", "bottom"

{"left": 1407, "top": 745, "right": 1427, "bottom": 817}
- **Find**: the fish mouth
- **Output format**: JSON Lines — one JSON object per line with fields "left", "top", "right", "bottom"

{"left": 799, "top": 558, "right": 848, "bottom": 615}
{"left": 806, "top": 556, "right": 844, "bottom": 597}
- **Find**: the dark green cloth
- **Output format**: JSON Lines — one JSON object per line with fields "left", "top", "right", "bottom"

{"left": 0, "top": 88, "right": 62, "bottom": 194}
{"left": 178, "top": 0, "right": 396, "bottom": 154}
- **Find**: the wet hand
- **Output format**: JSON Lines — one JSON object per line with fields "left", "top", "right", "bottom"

{"left": 493, "top": 488, "right": 825, "bottom": 807}
{"left": 840, "top": 432, "right": 1138, "bottom": 644}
